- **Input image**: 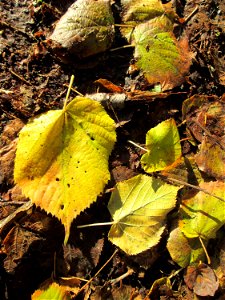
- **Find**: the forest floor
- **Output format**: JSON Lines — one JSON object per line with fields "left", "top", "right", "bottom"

{"left": 0, "top": 0, "right": 225, "bottom": 299}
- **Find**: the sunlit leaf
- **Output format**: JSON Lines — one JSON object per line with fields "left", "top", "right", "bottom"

{"left": 167, "top": 222, "right": 206, "bottom": 268}
{"left": 132, "top": 17, "right": 192, "bottom": 90}
{"left": 50, "top": 0, "right": 115, "bottom": 58}
{"left": 32, "top": 282, "right": 75, "bottom": 300}
{"left": 141, "top": 119, "right": 181, "bottom": 173}
{"left": 195, "top": 136, "right": 225, "bottom": 180}
{"left": 179, "top": 181, "right": 225, "bottom": 240}
{"left": 14, "top": 96, "right": 116, "bottom": 243}
{"left": 108, "top": 174, "right": 179, "bottom": 255}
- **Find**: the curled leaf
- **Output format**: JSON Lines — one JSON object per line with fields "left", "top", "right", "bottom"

{"left": 14, "top": 96, "right": 116, "bottom": 243}
{"left": 50, "top": 0, "right": 115, "bottom": 58}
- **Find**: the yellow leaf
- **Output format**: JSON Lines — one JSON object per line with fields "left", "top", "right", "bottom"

{"left": 141, "top": 119, "right": 181, "bottom": 173}
{"left": 108, "top": 174, "right": 179, "bottom": 255}
{"left": 14, "top": 96, "right": 116, "bottom": 243}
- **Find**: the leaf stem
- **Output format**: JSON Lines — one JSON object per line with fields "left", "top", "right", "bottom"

{"left": 199, "top": 236, "right": 211, "bottom": 265}
{"left": 128, "top": 140, "right": 148, "bottom": 152}
{"left": 77, "top": 221, "right": 114, "bottom": 229}
{"left": 63, "top": 74, "right": 75, "bottom": 110}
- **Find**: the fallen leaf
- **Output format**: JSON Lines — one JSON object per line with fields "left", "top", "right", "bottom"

{"left": 108, "top": 174, "right": 179, "bottom": 255}
{"left": 195, "top": 136, "right": 225, "bottom": 180}
{"left": 184, "top": 263, "right": 219, "bottom": 297}
{"left": 179, "top": 181, "right": 225, "bottom": 240}
{"left": 49, "top": 0, "right": 115, "bottom": 58}
{"left": 167, "top": 222, "right": 206, "bottom": 268}
{"left": 32, "top": 281, "right": 76, "bottom": 300}
{"left": 14, "top": 96, "right": 116, "bottom": 243}
{"left": 141, "top": 119, "right": 181, "bottom": 173}
{"left": 132, "top": 17, "right": 192, "bottom": 90}
{"left": 121, "top": 0, "right": 165, "bottom": 41}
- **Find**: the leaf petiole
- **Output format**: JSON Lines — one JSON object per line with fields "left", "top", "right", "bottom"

{"left": 63, "top": 74, "right": 75, "bottom": 110}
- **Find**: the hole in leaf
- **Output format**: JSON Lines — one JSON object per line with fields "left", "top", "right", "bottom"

{"left": 67, "top": 183, "right": 70, "bottom": 187}
{"left": 56, "top": 178, "right": 60, "bottom": 181}
{"left": 91, "top": 137, "right": 95, "bottom": 141}
{"left": 60, "top": 204, "right": 64, "bottom": 210}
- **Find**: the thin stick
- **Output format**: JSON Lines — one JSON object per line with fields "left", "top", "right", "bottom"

{"left": 110, "top": 44, "right": 134, "bottom": 52}
{"left": 183, "top": 6, "right": 199, "bottom": 24}
{"left": 128, "top": 140, "right": 148, "bottom": 152}
{"left": 9, "top": 69, "right": 31, "bottom": 85}
{"left": 199, "top": 236, "right": 211, "bottom": 265}
{"left": 63, "top": 75, "right": 75, "bottom": 110}
{"left": 165, "top": 176, "right": 225, "bottom": 202}
{"left": 77, "top": 221, "right": 114, "bottom": 229}
{"left": 109, "top": 267, "right": 134, "bottom": 285}
{"left": 77, "top": 249, "right": 118, "bottom": 295}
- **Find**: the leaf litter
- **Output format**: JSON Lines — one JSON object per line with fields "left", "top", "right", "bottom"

{"left": 1, "top": 0, "right": 225, "bottom": 299}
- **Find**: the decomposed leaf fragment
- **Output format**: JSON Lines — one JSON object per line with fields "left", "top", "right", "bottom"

{"left": 14, "top": 96, "right": 116, "bottom": 243}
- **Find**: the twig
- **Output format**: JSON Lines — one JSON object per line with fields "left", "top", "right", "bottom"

{"left": 9, "top": 69, "right": 31, "bottom": 85}
{"left": 0, "top": 20, "right": 35, "bottom": 41}
{"left": 182, "top": 6, "right": 199, "bottom": 24}
{"left": 165, "top": 176, "right": 225, "bottom": 202}
{"left": 76, "top": 249, "right": 118, "bottom": 296}
{"left": 109, "top": 268, "right": 134, "bottom": 285}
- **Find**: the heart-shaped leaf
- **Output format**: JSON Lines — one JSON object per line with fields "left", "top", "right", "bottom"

{"left": 14, "top": 96, "right": 116, "bottom": 243}
{"left": 108, "top": 174, "right": 179, "bottom": 255}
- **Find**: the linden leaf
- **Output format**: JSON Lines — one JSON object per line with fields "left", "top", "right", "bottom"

{"left": 179, "top": 181, "right": 225, "bottom": 240}
{"left": 184, "top": 264, "right": 219, "bottom": 297}
{"left": 14, "top": 96, "right": 116, "bottom": 243}
{"left": 167, "top": 222, "right": 206, "bottom": 268}
{"left": 108, "top": 174, "right": 179, "bottom": 255}
{"left": 32, "top": 282, "right": 73, "bottom": 300}
{"left": 132, "top": 16, "right": 192, "bottom": 90}
{"left": 141, "top": 119, "right": 181, "bottom": 173}
{"left": 121, "top": 0, "right": 165, "bottom": 23}
{"left": 49, "top": 0, "right": 115, "bottom": 58}
{"left": 195, "top": 136, "right": 225, "bottom": 180}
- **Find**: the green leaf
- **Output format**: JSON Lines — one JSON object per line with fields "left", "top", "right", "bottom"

{"left": 32, "top": 282, "right": 73, "bottom": 300}
{"left": 141, "top": 119, "right": 181, "bottom": 173}
{"left": 132, "top": 17, "right": 192, "bottom": 90}
{"left": 14, "top": 96, "right": 116, "bottom": 243}
{"left": 179, "top": 181, "right": 225, "bottom": 240}
{"left": 50, "top": 0, "right": 115, "bottom": 58}
{"left": 108, "top": 174, "right": 179, "bottom": 255}
{"left": 167, "top": 222, "right": 206, "bottom": 267}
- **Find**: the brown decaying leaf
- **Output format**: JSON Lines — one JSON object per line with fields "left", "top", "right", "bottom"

{"left": 184, "top": 263, "right": 219, "bottom": 297}
{"left": 3, "top": 225, "right": 40, "bottom": 273}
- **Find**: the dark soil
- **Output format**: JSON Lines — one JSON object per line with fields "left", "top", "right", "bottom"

{"left": 0, "top": 0, "right": 225, "bottom": 299}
